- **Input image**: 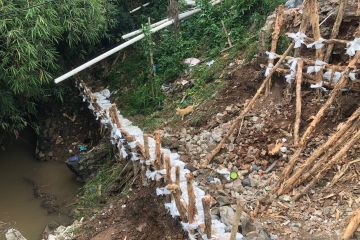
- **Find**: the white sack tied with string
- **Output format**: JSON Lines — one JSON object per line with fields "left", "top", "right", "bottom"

{"left": 287, "top": 32, "right": 307, "bottom": 48}
{"left": 285, "top": 58, "right": 299, "bottom": 84}
{"left": 306, "top": 37, "right": 325, "bottom": 49}
{"left": 307, "top": 60, "right": 326, "bottom": 74}
{"left": 323, "top": 70, "right": 342, "bottom": 83}
{"left": 346, "top": 38, "right": 360, "bottom": 56}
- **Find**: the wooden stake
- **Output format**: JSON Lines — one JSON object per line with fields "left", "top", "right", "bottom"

{"left": 279, "top": 46, "right": 360, "bottom": 183}
{"left": 165, "top": 155, "right": 172, "bottom": 184}
{"left": 294, "top": 59, "right": 304, "bottom": 146}
{"left": 230, "top": 200, "right": 243, "bottom": 240}
{"left": 144, "top": 134, "right": 150, "bottom": 160}
{"left": 167, "top": 184, "right": 188, "bottom": 221}
{"left": 266, "top": 5, "right": 285, "bottom": 93}
{"left": 278, "top": 107, "right": 360, "bottom": 195}
{"left": 309, "top": 0, "right": 324, "bottom": 61}
{"left": 175, "top": 166, "right": 180, "bottom": 186}
{"left": 204, "top": 42, "right": 295, "bottom": 166}
{"left": 202, "top": 195, "right": 212, "bottom": 239}
{"left": 294, "top": 0, "right": 310, "bottom": 57}
{"left": 342, "top": 207, "right": 360, "bottom": 240}
{"left": 299, "top": 123, "right": 356, "bottom": 186}
{"left": 294, "top": 128, "right": 360, "bottom": 201}
{"left": 154, "top": 130, "right": 161, "bottom": 169}
{"left": 186, "top": 173, "right": 197, "bottom": 224}
{"left": 324, "top": 0, "right": 346, "bottom": 62}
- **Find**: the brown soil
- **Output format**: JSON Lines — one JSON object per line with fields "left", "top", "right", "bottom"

{"left": 75, "top": 181, "right": 186, "bottom": 240}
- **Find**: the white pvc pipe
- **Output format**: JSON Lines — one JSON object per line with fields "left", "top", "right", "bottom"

{"left": 122, "top": 18, "right": 169, "bottom": 40}
{"left": 54, "top": 8, "right": 201, "bottom": 84}
{"left": 122, "top": 0, "right": 221, "bottom": 40}
{"left": 129, "top": 2, "right": 150, "bottom": 14}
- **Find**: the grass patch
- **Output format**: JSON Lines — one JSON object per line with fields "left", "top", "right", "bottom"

{"left": 74, "top": 162, "right": 133, "bottom": 218}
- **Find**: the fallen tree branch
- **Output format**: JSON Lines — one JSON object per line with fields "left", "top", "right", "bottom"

{"left": 203, "top": 42, "right": 295, "bottom": 166}
{"left": 294, "top": 128, "right": 360, "bottom": 201}
{"left": 294, "top": 59, "right": 304, "bottom": 146}
{"left": 324, "top": 0, "right": 346, "bottom": 62}
{"left": 277, "top": 107, "right": 360, "bottom": 195}
{"left": 342, "top": 207, "right": 360, "bottom": 240}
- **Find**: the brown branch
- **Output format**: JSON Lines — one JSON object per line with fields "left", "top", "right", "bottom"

{"left": 165, "top": 155, "right": 172, "bottom": 184}
{"left": 266, "top": 5, "right": 285, "bottom": 93}
{"left": 202, "top": 195, "right": 212, "bottom": 239}
{"left": 230, "top": 200, "right": 243, "bottom": 240}
{"left": 154, "top": 130, "right": 161, "bottom": 169}
{"left": 278, "top": 107, "right": 360, "bottom": 195}
{"left": 167, "top": 184, "right": 188, "bottom": 221}
{"left": 203, "top": 42, "right": 295, "bottom": 167}
{"left": 294, "top": 59, "right": 304, "bottom": 146}
{"left": 324, "top": 0, "right": 346, "bottom": 62}
{"left": 144, "top": 134, "right": 150, "bottom": 160}
{"left": 186, "top": 173, "right": 197, "bottom": 224}
{"left": 294, "top": 128, "right": 360, "bottom": 201}
{"left": 342, "top": 207, "right": 360, "bottom": 240}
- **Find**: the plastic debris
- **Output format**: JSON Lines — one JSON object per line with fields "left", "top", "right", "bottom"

{"left": 265, "top": 63, "right": 273, "bottom": 77}
{"left": 207, "top": 60, "right": 215, "bottom": 67}
{"left": 79, "top": 145, "right": 88, "bottom": 152}
{"left": 265, "top": 51, "right": 278, "bottom": 60}
{"left": 68, "top": 155, "right": 80, "bottom": 162}
{"left": 184, "top": 58, "right": 201, "bottom": 66}
{"left": 230, "top": 171, "right": 239, "bottom": 180}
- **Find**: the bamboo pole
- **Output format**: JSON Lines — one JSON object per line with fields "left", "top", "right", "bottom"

{"left": 202, "top": 195, "right": 212, "bottom": 239}
{"left": 165, "top": 155, "right": 172, "bottom": 184}
{"left": 167, "top": 184, "right": 188, "bottom": 221}
{"left": 144, "top": 134, "right": 150, "bottom": 160}
{"left": 294, "top": 59, "right": 304, "bottom": 146}
{"left": 154, "top": 130, "right": 161, "bottom": 169}
{"left": 297, "top": 123, "right": 356, "bottom": 186}
{"left": 294, "top": 128, "right": 360, "bottom": 201}
{"left": 230, "top": 201, "right": 243, "bottom": 240}
{"left": 221, "top": 20, "right": 233, "bottom": 48}
{"left": 266, "top": 5, "right": 284, "bottom": 93}
{"left": 279, "top": 43, "right": 360, "bottom": 182}
{"left": 294, "top": 0, "right": 310, "bottom": 57}
{"left": 309, "top": 0, "right": 324, "bottom": 61}
{"left": 204, "top": 42, "right": 295, "bottom": 166}
{"left": 175, "top": 166, "right": 180, "bottom": 186}
{"left": 342, "top": 207, "right": 360, "bottom": 240}
{"left": 278, "top": 107, "right": 360, "bottom": 195}
{"left": 324, "top": 0, "right": 346, "bottom": 62}
{"left": 186, "top": 173, "right": 197, "bottom": 224}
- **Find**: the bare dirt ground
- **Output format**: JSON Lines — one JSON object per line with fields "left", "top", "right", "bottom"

{"left": 75, "top": 181, "right": 186, "bottom": 240}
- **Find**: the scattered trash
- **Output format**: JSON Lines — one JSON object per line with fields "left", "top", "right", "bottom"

{"left": 79, "top": 145, "right": 88, "bottom": 152}
{"left": 207, "top": 60, "right": 215, "bottom": 67}
{"left": 68, "top": 155, "right": 80, "bottom": 162}
{"left": 230, "top": 171, "right": 239, "bottom": 180}
{"left": 184, "top": 58, "right": 201, "bottom": 66}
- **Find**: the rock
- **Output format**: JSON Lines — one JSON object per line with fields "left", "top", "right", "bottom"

{"left": 242, "top": 178, "right": 251, "bottom": 187}
{"left": 279, "top": 195, "right": 291, "bottom": 202}
{"left": 219, "top": 206, "right": 235, "bottom": 226}
{"left": 161, "top": 136, "right": 180, "bottom": 150}
{"left": 285, "top": 0, "right": 303, "bottom": 8}
{"left": 246, "top": 229, "right": 271, "bottom": 240}
{"left": 5, "top": 229, "right": 27, "bottom": 240}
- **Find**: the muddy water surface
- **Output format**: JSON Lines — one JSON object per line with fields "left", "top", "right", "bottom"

{"left": 0, "top": 145, "right": 80, "bottom": 240}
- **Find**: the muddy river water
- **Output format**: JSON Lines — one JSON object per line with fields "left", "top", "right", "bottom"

{"left": 0, "top": 143, "right": 80, "bottom": 240}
